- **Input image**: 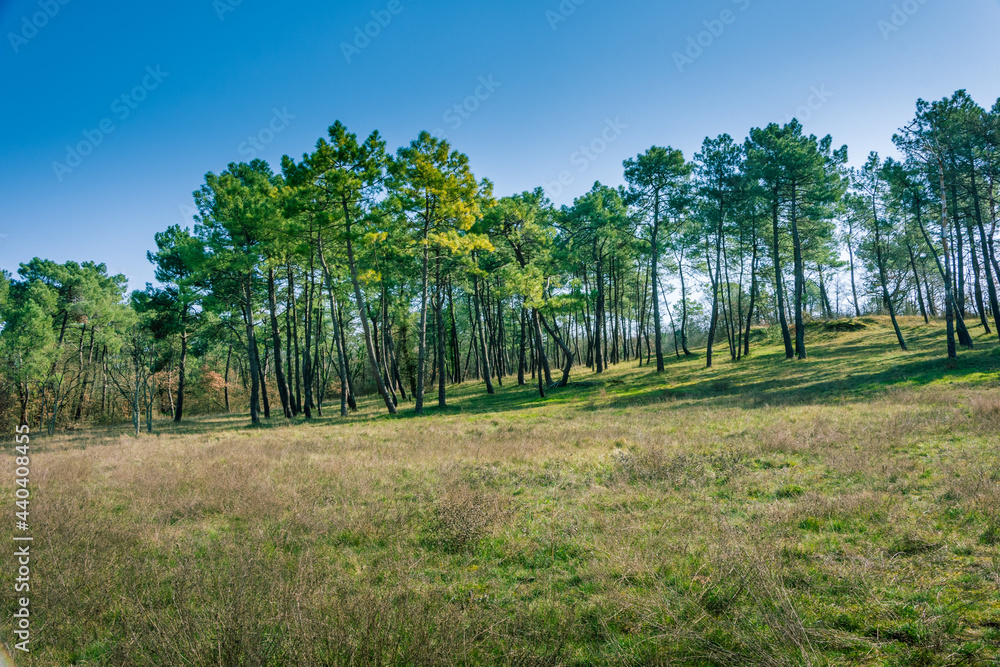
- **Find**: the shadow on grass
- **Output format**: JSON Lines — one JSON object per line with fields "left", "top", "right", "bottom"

{"left": 45, "top": 318, "right": 999, "bottom": 443}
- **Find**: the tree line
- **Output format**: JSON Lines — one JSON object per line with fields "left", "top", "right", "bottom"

{"left": 2, "top": 90, "right": 998, "bottom": 432}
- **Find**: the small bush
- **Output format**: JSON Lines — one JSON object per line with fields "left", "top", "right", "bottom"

{"left": 979, "top": 522, "right": 1000, "bottom": 546}
{"left": 432, "top": 485, "right": 510, "bottom": 553}
{"left": 775, "top": 484, "right": 805, "bottom": 499}
{"left": 824, "top": 318, "right": 870, "bottom": 332}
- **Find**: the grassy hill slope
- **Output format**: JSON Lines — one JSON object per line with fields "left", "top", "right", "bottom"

{"left": 4, "top": 317, "right": 1000, "bottom": 665}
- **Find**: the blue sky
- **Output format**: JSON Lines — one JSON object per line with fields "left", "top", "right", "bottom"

{"left": 2, "top": 0, "right": 999, "bottom": 289}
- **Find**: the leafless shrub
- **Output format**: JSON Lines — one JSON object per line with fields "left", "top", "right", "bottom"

{"left": 432, "top": 484, "right": 511, "bottom": 552}
{"left": 969, "top": 393, "right": 1000, "bottom": 434}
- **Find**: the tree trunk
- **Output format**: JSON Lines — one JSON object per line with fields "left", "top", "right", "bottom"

{"left": 532, "top": 311, "right": 546, "bottom": 398}
{"left": 906, "top": 242, "right": 929, "bottom": 324}
{"left": 848, "top": 217, "right": 862, "bottom": 317}
{"left": 336, "top": 303, "right": 359, "bottom": 410}
{"left": 650, "top": 200, "right": 665, "bottom": 371}
{"left": 324, "top": 274, "right": 350, "bottom": 417}
{"left": 789, "top": 184, "right": 807, "bottom": 360}
{"left": 706, "top": 216, "right": 724, "bottom": 369}
{"left": 473, "top": 272, "right": 495, "bottom": 394}
{"left": 518, "top": 306, "right": 527, "bottom": 385}
{"left": 223, "top": 343, "right": 232, "bottom": 413}
{"left": 436, "top": 261, "right": 447, "bottom": 409}
{"left": 268, "top": 267, "right": 291, "bottom": 418}
{"left": 538, "top": 311, "right": 573, "bottom": 386}
{"left": 678, "top": 253, "right": 692, "bottom": 356}
{"left": 743, "top": 222, "right": 759, "bottom": 357}
{"left": 256, "top": 340, "right": 271, "bottom": 419}
{"left": 971, "top": 168, "right": 1000, "bottom": 340}
{"left": 871, "top": 201, "right": 907, "bottom": 352}
{"left": 243, "top": 275, "right": 261, "bottom": 425}
{"left": 448, "top": 279, "right": 462, "bottom": 384}
{"left": 770, "top": 192, "right": 794, "bottom": 359}
{"left": 594, "top": 248, "right": 605, "bottom": 373}
{"left": 302, "top": 259, "right": 315, "bottom": 419}
{"left": 415, "top": 218, "right": 431, "bottom": 413}
{"left": 290, "top": 267, "right": 303, "bottom": 415}
{"left": 342, "top": 202, "right": 397, "bottom": 415}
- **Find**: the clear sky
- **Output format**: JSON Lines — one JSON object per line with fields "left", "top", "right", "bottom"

{"left": 2, "top": 0, "right": 999, "bottom": 290}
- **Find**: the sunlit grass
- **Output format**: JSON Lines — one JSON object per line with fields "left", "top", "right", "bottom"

{"left": 2, "top": 317, "right": 999, "bottom": 665}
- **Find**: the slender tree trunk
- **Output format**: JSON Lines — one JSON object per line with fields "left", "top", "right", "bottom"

{"left": 313, "top": 303, "right": 324, "bottom": 416}
{"left": 949, "top": 169, "right": 967, "bottom": 317}
{"left": 971, "top": 168, "right": 1000, "bottom": 339}
{"left": 74, "top": 325, "right": 96, "bottom": 420}
{"left": 243, "top": 275, "right": 261, "bottom": 425}
{"left": 18, "top": 383, "right": 29, "bottom": 427}
{"left": 936, "top": 163, "right": 959, "bottom": 356}
{"left": 337, "top": 303, "right": 359, "bottom": 411}
{"left": 473, "top": 272, "right": 495, "bottom": 394}
{"left": 818, "top": 265, "right": 833, "bottom": 320}
{"left": 223, "top": 343, "right": 232, "bottom": 413}
{"left": 415, "top": 217, "right": 431, "bottom": 413}
{"left": 518, "top": 306, "right": 527, "bottom": 385}
{"left": 436, "top": 261, "right": 447, "bottom": 408}
{"left": 721, "top": 232, "right": 738, "bottom": 360}
{"left": 678, "top": 252, "right": 692, "bottom": 356}
{"left": 847, "top": 217, "right": 862, "bottom": 317}
{"left": 535, "top": 318, "right": 546, "bottom": 399}
{"left": 906, "top": 241, "right": 930, "bottom": 324}
{"left": 538, "top": 311, "right": 573, "bottom": 386}
{"left": 665, "top": 299, "right": 680, "bottom": 358}
{"left": 285, "top": 265, "right": 298, "bottom": 416}
{"left": 302, "top": 257, "right": 315, "bottom": 418}
{"left": 268, "top": 268, "right": 291, "bottom": 418}
{"left": 789, "top": 184, "right": 807, "bottom": 360}
{"left": 650, "top": 201, "right": 665, "bottom": 371}
{"left": 581, "top": 271, "right": 594, "bottom": 366}
{"left": 323, "top": 272, "right": 350, "bottom": 417}
{"left": 871, "top": 201, "right": 907, "bottom": 351}
{"left": 770, "top": 192, "right": 795, "bottom": 359}
{"left": 964, "top": 212, "right": 989, "bottom": 333}
{"left": 290, "top": 269, "right": 303, "bottom": 415}
{"left": 369, "top": 305, "right": 397, "bottom": 407}
{"left": 447, "top": 279, "right": 462, "bottom": 384}
{"left": 341, "top": 201, "right": 397, "bottom": 415}
{"left": 256, "top": 340, "right": 271, "bottom": 419}
{"left": 594, "top": 247, "right": 605, "bottom": 373}
{"left": 706, "top": 227, "right": 723, "bottom": 368}
{"left": 381, "top": 285, "right": 406, "bottom": 401}
{"left": 924, "top": 266, "right": 937, "bottom": 317}
{"left": 743, "top": 222, "right": 759, "bottom": 357}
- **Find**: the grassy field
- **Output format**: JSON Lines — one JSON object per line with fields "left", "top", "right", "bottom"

{"left": 3, "top": 317, "right": 1000, "bottom": 666}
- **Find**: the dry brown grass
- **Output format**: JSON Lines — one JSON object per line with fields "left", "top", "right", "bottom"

{"left": 2, "top": 320, "right": 999, "bottom": 665}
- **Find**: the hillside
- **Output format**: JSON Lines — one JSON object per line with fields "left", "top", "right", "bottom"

{"left": 3, "top": 318, "right": 999, "bottom": 666}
